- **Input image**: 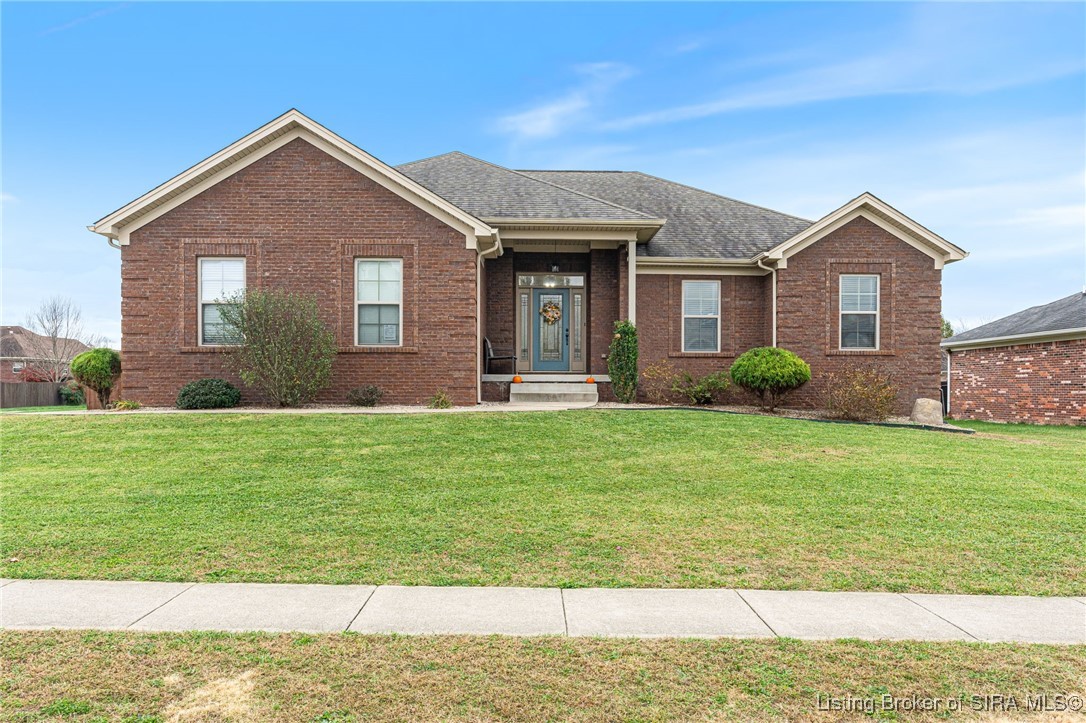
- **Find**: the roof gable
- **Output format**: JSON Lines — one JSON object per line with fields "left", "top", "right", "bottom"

{"left": 89, "top": 110, "right": 496, "bottom": 247}
{"left": 761, "top": 193, "right": 968, "bottom": 270}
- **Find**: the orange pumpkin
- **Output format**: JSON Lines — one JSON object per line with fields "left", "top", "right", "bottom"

{"left": 585, "top": 377, "right": 595, "bottom": 384}
{"left": 512, "top": 375, "right": 523, "bottom": 383}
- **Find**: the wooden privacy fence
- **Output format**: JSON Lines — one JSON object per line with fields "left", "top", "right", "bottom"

{"left": 0, "top": 382, "right": 63, "bottom": 409}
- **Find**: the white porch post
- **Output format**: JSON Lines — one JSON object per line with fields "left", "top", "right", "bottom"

{"left": 627, "top": 240, "right": 637, "bottom": 324}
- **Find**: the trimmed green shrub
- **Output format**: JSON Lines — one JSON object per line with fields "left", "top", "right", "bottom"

{"left": 70, "top": 348, "right": 121, "bottom": 409}
{"left": 176, "top": 378, "right": 242, "bottom": 410}
{"left": 729, "top": 347, "right": 811, "bottom": 411}
{"left": 59, "top": 381, "right": 85, "bottom": 406}
{"left": 607, "top": 320, "right": 639, "bottom": 403}
{"left": 347, "top": 385, "right": 383, "bottom": 407}
{"left": 217, "top": 289, "right": 337, "bottom": 407}
{"left": 672, "top": 370, "right": 730, "bottom": 406}
{"left": 825, "top": 366, "right": 898, "bottom": 421}
{"left": 427, "top": 391, "right": 452, "bottom": 409}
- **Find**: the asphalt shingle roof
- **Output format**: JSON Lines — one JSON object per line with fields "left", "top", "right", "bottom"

{"left": 520, "top": 170, "right": 813, "bottom": 258}
{"left": 396, "top": 153, "right": 813, "bottom": 258}
{"left": 396, "top": 153, "right": 654, "bottom": 222}
{"left": 946, "top": 292, "right": 1086, "bottom": 344}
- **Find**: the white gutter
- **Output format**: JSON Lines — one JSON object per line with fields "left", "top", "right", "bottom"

{"left": 475, "top": 232, "right": 504, "bottom": 404}
{"left": 627, "top": 241, "right": 637, "bottom": 324}
{"left": 756, "top": 256, "right": 777, "bottom": 347}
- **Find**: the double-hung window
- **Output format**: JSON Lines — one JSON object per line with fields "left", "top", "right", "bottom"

{"left": 356, "top": 259, "right": 402, "bottom": 346}
{"left": 199, "top": 258, "right": 245, "bottom": 345}
{"left": 840, "top": 274, "right": 879, "bottom": 350}
{"left": 682, "top": 280, "right": 720, "bottom": 352}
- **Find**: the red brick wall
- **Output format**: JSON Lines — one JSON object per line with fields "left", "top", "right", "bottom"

{"left": 774, "top": 216, "right": 943, "bottom": 413}
{"left": 121, "top": 138, "right": 479, "bottom": 406}
{"left": 949, "top": 338, "right": 1086, "bottom": 425}
{"left": 635, "top": 273, "right": 768, "bottom": 404}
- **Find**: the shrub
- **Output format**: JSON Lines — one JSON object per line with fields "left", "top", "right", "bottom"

{"left": 70, "top": 348, "right": 121, "bottom": 409}
{"left": 176, "top": 378, "right": 242, "bottom": 410}
{"left": 825, "top": 366, "right": 899, "bottom": 421}
{"left": 347, "top": 385, "right": 383, "bottom": 407}
{"left": 217, "top": 289, "right": 337, "bottom": 407}
{"left": 59, "top": 381, "right": 85, "bottom": 406}
{"left": 641, "top": 359, "right": 679, "bottom": 405}
{"left": 671, "top": 370, "right": 730, "bottom": 406}
{"left": 427, "top": 391, "right": 452, "bottom": 409}
{"left": 729, "top": 347, "right": 811, "bottom": 412}
{"left": 607, "top": 320, "right": 639, "bottom": 403}
{"left": 112, "top": 399, "right": 142, "bottom": 411}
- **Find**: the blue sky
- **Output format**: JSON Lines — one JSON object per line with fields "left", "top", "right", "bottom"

{"left": 3, "top": 1, "right": 1084, "bottom": 343}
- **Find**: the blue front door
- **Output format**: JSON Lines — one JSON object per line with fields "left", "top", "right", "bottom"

{"left": 532, "top": 288, "right": 570, "bottom": 371}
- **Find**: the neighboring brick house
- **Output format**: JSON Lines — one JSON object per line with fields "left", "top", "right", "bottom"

{"left": 88, "top": 110, "right": 967, "bottom": 410}
{"left": 943, "top": 292, "right": 1086, "bottom": 425}
{"left": 0, "top": 326, "right": 89, "bottom": 383}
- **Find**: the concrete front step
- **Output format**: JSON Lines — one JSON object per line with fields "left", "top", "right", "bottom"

{"left": 509, "top": 382, "right": 598, "bottom": 405}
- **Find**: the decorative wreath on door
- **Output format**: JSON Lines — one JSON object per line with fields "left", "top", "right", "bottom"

{"left": 539, "top": 300, "right": 562, "bottom": 325}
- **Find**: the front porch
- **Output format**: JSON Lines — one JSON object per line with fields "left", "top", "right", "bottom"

{"left": 480, "top": 245, "right": 632, "bottom": 402}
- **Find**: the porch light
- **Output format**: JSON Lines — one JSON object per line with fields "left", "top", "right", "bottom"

{"left": 550, "top": 261, "right": 560, "bottom": 273}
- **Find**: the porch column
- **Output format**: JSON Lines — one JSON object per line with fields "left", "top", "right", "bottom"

{"left": 627, "top": 240, "right": 637, "bottom": 324}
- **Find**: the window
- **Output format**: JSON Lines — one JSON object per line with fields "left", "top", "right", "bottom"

{"left": 840, "top": 274, "right": 879, "bottom": 350}
{"left": 199, "top": 258, "right": 245, "bottom": 345}
{"left": 682, "top": 280, "right": 720, "bottom": 352}
{"left": 12, "top": 362, "right": 24, "bottom": 373}
{"left": 356, "top": 259, "right": 402, "bottom": 346}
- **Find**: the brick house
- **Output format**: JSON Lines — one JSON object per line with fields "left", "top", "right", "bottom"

{"left": 88, "top": 110, "right": 967, "bottom": 409}
{"left": 0, "top": 326, "right": 89, "bottom": 383}
{"left": 943, "top": 292, "right": 1086, "bottom": 425}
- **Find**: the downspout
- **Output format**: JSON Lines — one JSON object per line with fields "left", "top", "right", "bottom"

{"left": 476, "top": 232, "right": 503, "bottom": 404}
{"left": 756, "top": 255, "right": 777, "bottom": 347}
{"left": 945, "top": 349, "right": 951, "bottom": 417}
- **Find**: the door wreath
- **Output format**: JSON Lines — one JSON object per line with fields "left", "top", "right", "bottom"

{"left": 539, "top": 300, "right": 562, "bottom": 325}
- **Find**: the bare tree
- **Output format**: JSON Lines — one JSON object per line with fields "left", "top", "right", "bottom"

{"left": 21, "top": 296, "right": 108, "bottom": 382}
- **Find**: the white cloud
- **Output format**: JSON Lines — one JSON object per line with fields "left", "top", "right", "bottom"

{"left": 601, "top": 5, "right": 1083, "bottom": 131}
{"left": 1, "top": 192, "right": 18, "bottom": 203}
{"left": 494, "top": 62, "right": 634, "bottom": 141}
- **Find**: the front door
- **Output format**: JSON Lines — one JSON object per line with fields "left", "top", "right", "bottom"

{"left": 531, "top": 288, "right": 570, "bottom": 371}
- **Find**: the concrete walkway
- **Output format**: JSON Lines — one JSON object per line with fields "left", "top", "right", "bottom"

{"left": 2, "top": 580, "right": 1083, "bottom": 643}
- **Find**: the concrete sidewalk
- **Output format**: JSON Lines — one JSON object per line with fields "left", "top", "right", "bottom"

{"left": 2, "top": 579, "right": 1083, "bottom": 643}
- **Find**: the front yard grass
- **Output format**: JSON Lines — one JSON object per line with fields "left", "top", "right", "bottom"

{"left": 2, "top": 631, "right": 1083, "bottom": 722}
{"left": 2, "top": 410, "right": 1083, "bottom": 594}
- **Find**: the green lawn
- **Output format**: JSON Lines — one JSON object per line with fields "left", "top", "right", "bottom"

{"left": 0, "top": 405, "right": 85, "bottom": 414}
{"left": 2, "top": 410, "right": 1083, "bottom": 594}
{"left": 3, "top": 631, "right": 1083, "bottom": 722}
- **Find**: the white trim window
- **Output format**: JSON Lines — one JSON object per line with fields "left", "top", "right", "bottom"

{"left": 199, "top": 257, "right": 245, "bottom": 345}
{"left": 682, "top": 280, "right": 721, "bottom": 352}
{"left": 356, "top": 259, "right": 402, "bottom": 346}
{"left": 840, "top": 274, "right": 880, "bottom": 350}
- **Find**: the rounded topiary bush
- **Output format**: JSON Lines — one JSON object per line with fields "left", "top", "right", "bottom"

{"left": 70, "top": 348, "right": 122, "bottom": 409}
{"left": 176, "top": 378, "right": 242, "bottom": 410}
{"left": 729, "top": 347, "right": 811, "bottom": 411}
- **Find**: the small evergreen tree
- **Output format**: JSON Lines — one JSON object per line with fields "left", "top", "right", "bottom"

{"left": 70, "top": 348, "right": 122, "bottom": 408}
{"left": 729, "top": 347, "right": 811, "bottom": 412}
{"left": 608, "top": 320, "right": 639, "bottom": 403}
{"left": 941, "top": 317, "right": 955, "bottom": 339}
